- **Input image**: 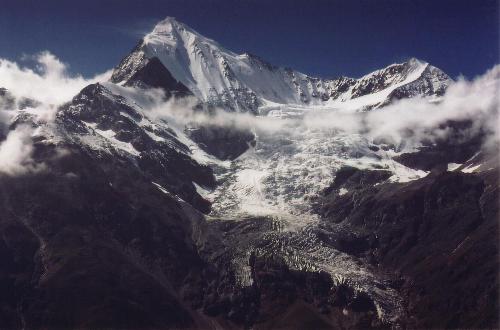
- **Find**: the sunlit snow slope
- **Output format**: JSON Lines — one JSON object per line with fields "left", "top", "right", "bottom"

{"left": 111, "top": 17, "right": 452, "bottom": 113}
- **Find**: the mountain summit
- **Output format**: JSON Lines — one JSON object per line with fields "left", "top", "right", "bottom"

{"left": 111, "top": 17, "right": 452, "bottom": 112}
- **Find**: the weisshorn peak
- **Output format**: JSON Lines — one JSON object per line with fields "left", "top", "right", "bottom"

{"left": 111, "top": 17, "right": 452, "bottom": 112}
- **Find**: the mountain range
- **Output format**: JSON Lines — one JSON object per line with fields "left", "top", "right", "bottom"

{"left": 0, "top": 17, "right": 497, "bottom": 329}
{"left": 111, "top": 17, "right": 452, "bottom": 112}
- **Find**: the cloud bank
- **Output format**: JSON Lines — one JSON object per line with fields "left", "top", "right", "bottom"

{"left": 0, "top": 51, "right": 111, "bottom": 175}
{"left": 0, "top": 51, "right": 112, "bottom": 107}
{"left": 137, "top": 64, "right": 499, "bottom": 154}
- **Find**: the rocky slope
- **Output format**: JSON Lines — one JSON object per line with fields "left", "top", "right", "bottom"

{"left": 1, "top": 96, "right": 496, "bottom": 328}
{"left": 314, "top": 151, "right": 499, "bottom": 328}
{"left": 0, "top": 84, "right": 395, "bottom": 329}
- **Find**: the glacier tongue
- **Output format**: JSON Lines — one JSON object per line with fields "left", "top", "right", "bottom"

{"left": 203, "top": 112, "right": 417, "bottom": 324}
{"left": 209, "top": 114, "right": 427, "bottom": 222}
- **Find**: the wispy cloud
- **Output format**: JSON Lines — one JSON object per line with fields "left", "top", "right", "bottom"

{"left": 101, "top": 18, "right": 162, "bottom": 40}
{"left": 131, "top": 64, "right": 499, "bottom": 154}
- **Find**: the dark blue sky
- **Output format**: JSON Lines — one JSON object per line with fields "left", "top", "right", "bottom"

{"left": 0, "top": 0, "right": 498, "bottom": 79}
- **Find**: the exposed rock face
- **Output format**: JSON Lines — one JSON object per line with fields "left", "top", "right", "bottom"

{"left": 0, "top": 85, "right": 218, "bottom": 328}
{"left": 108, "top": 17, "right": 454, "bottom": 162}
{"left": 194, "top": 215, "right": 391, "bottom": 329}
{"left": 385, "top": 64, "right": 451, "bottom": 101}
{"left": 110, "top": 44, "right": 191, "bottom": 98}
{"left": 392, "top": 119, "right": 487, "bottom": 172}
{"left": 58, "top": 83, "right": 215, "bottom": 213}
{"left": 1, "top": 138, "right": 497, "bottom": 329}
{"left": 0, "top": 146, "right": 207, "bottom": 328}
{"left": 315, "top": 164, "right": 499, "bottom": 328}
{"left": 0, "top": 83, "right": 386, "bottom": 329}
{"left": 124, "top": 57, "right": 192, "bottom": 97}
{"left": 1, "top": 78, "right": 493, "bottom": 330}
{"left": 187, "top": 124, "right": 256, "bottom": 160}
{"left": 351, "top": 58, "right": 450, "bottom": 100}
{"left": 111, "top": 42, "right": 257, "bottom": 161}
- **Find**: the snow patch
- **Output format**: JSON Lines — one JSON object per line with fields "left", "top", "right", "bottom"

{"left": 447, "top": 163, "right": 462, "bottom": 171}
{"left": 232, "top": 168, "right": 273, "bottom": 216}
{"left": 83, "top": 122, "right": 140, "bottom": 156}
{"left": 461, "top": 164, "right": 481, "bottom": 173}
{"left": 193, "top": 182, "right": 213, "bottom": 201}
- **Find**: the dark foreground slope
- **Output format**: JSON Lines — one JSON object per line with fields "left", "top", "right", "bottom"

{"left": 0, "top": 87, "right": 387, "bottom": 329}
{"left": 0, "top": 138, "right": 384, "bottom": 329}
{"left": 0, "top": 137, "right": 215, "bottom": 328}
{"left": 1, "top": 143, "right": 497, "bottom": 329}
{"left": 315, "top": 156, "right": 499, "bottom": 328}
{"left": 0, "top": 83, "right": 499, "bottom": 329}
{"left": 0, "top": 158, "right": 193, "bottom": 328}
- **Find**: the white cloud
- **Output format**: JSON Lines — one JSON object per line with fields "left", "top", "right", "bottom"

{"left": 0, "top": 51, "right": 112, "bottom": 107}
{"left": 360, "top": 64, "right": 500, "bottom": 150}
{"left": 0, "top": 125, "right": 45, "bottom": 175}
{"left": 135, "top": 64, "right": 499, "bottom": 154}
{"left": 0, "top": 51, "right": 112, "bottom": 175}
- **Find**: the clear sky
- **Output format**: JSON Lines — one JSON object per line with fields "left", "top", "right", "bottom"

{"left": 0, "top": 0, "right": 498, "bottom": 79}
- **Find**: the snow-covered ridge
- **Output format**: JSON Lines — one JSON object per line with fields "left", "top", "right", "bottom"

{"left": 111, "top": 17, "right": 452, "bottom": 113}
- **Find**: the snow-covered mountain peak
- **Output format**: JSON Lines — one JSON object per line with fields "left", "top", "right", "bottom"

{"left": 143, "top": 17, "right": 183, "bottom": 48}
{"left": 147, "top": 16, "right": 190, "bottom": 38}
{"left": 361, "top": 57, "right": 427, "bottom": 79}
{"left": 144, "top": 16, "right": 228, "bottom": 53}
{"left": 148, "top": 16, "right": 197, "bottom": 38}
{"left": 111, "top": 17, "right": 452, "bottom": 113}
